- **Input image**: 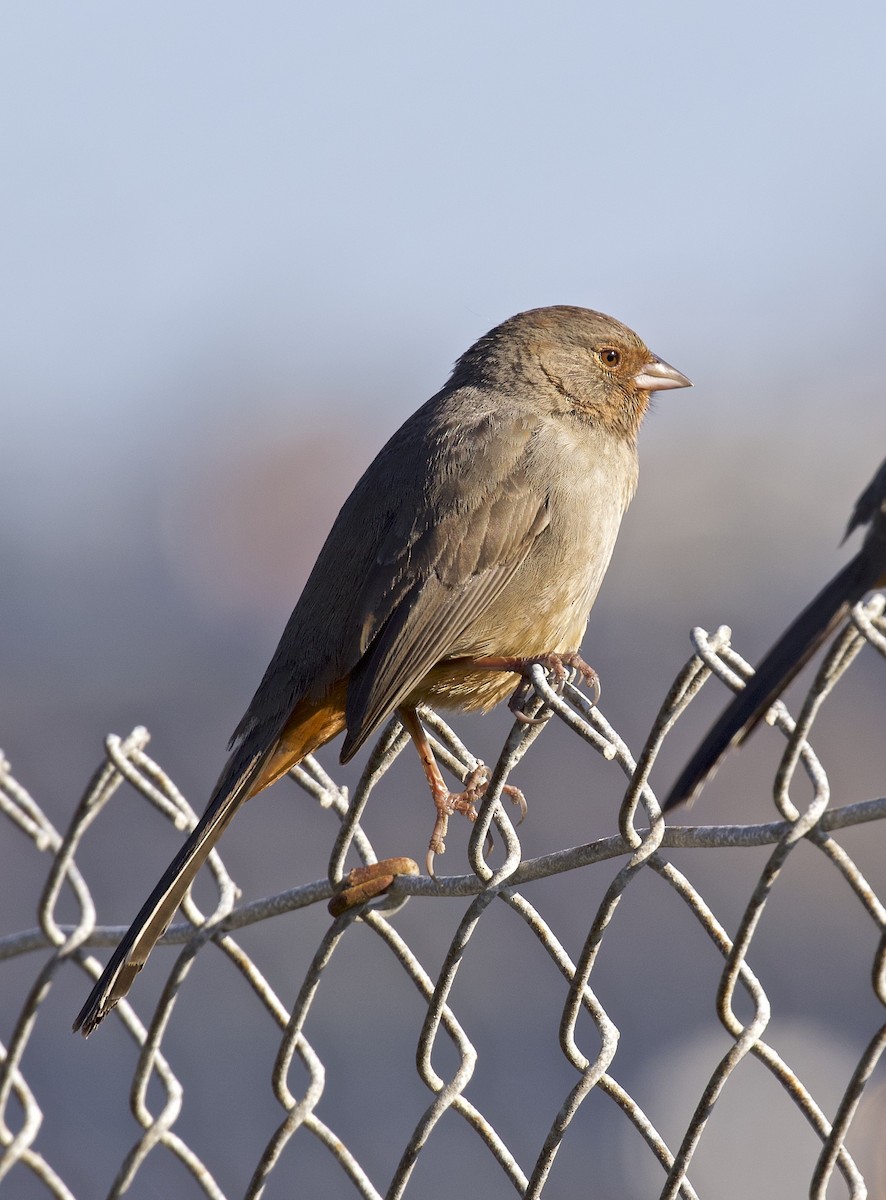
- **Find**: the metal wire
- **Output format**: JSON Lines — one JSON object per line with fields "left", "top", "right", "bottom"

{"left": 1, "top": 595, "right": 884, "bottom": 1198}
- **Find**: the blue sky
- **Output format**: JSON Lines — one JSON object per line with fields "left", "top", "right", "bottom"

{"left": 3, "top": 3, "right": 884, "bottom": 506}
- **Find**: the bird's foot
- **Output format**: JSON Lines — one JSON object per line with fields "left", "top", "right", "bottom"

{"left": 505, "top": 651, "right": 600, "bottom": 724}
{"left": 426, "top": 764, "right": 526, "bottom": 875}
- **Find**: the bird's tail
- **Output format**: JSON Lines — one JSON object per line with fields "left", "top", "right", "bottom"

{"left": 73, "top": 691, "right": 347, "bottom": 1035}
{"left": 663, "top": 550, "right": 874, "bottom": 812}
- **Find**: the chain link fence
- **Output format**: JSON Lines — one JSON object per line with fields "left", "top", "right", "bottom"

{"left": 2, "top": 595, "right": 885, "bottom": 1198}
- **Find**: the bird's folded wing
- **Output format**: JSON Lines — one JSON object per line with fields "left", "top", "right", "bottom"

{"left": 341, "top": 460, "right": 551, "bottom": 758}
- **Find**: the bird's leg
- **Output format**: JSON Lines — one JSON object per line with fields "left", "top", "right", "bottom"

{"left": 469, "top": 651, "right": 601, "bottom": 723}
{"left": 398, "top": 706, "right": 526, "bottom": 875}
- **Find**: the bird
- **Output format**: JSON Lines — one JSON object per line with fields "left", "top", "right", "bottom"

{"left": 73, "top": 304, "right": 691, "bottom": 1035}
{"left": 663, "top": 455, "right": 886, "bottom": 812}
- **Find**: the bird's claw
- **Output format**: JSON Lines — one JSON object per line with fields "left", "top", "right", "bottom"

{"left": 508, "top": 650, "right": 600, "bottom": 720}
{"left": 543, "top": 651, "right": 601, "bottom": 701}
{"left": 508, "top": 677, "right": 551, "bottom": 724}
{"left": 425, "top": 765, "right": 527, "bottom": 875}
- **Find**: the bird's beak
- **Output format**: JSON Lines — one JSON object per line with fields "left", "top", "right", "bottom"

{"left": 634, "top": 357, "right": 692, "bottom": 392}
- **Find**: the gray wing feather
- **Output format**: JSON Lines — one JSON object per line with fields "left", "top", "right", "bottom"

{"left": 231, "top": 387, "right": 549, "bottom": 760}
{"left": 341, "top": 482, "right": 549, "bottom": 757}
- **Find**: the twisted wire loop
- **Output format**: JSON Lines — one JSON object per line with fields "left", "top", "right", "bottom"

{"left": 0, "top": 594, "right": 884, "bottom": 1198}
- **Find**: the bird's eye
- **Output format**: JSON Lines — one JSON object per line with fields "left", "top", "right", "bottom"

{"left": 599, "top": 348, "right": 621, "bottom": 368}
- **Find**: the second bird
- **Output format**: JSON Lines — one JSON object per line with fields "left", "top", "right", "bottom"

{"left": 74, "top": 304, "right": 691, "bottom": 1035}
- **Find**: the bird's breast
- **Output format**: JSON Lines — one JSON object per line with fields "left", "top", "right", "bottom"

{"left": 416, "top": 425, "right": 637, "bottom": 711}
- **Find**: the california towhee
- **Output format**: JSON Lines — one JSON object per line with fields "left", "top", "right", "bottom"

{"left": 663, "top": 455, "right": 886, "bottom": 811}
{"left": 74, "top": 305, "right": 691, "bottom": 1034}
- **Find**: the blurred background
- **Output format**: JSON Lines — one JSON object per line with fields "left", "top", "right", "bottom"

{"left": 2, "top": 2, "right": 886, "bottom": 1197}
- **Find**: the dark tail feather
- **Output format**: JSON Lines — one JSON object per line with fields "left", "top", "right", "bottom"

{"left": 73, "top": 744, "right": 270, "bottom": 1036}
{"left": 662, "top": 551, "right": 873, "bottom": 813}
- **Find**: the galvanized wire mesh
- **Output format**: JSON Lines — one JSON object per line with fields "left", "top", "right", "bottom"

{"left": 2, "top": 594, "right": 885, "bottom": 1199}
